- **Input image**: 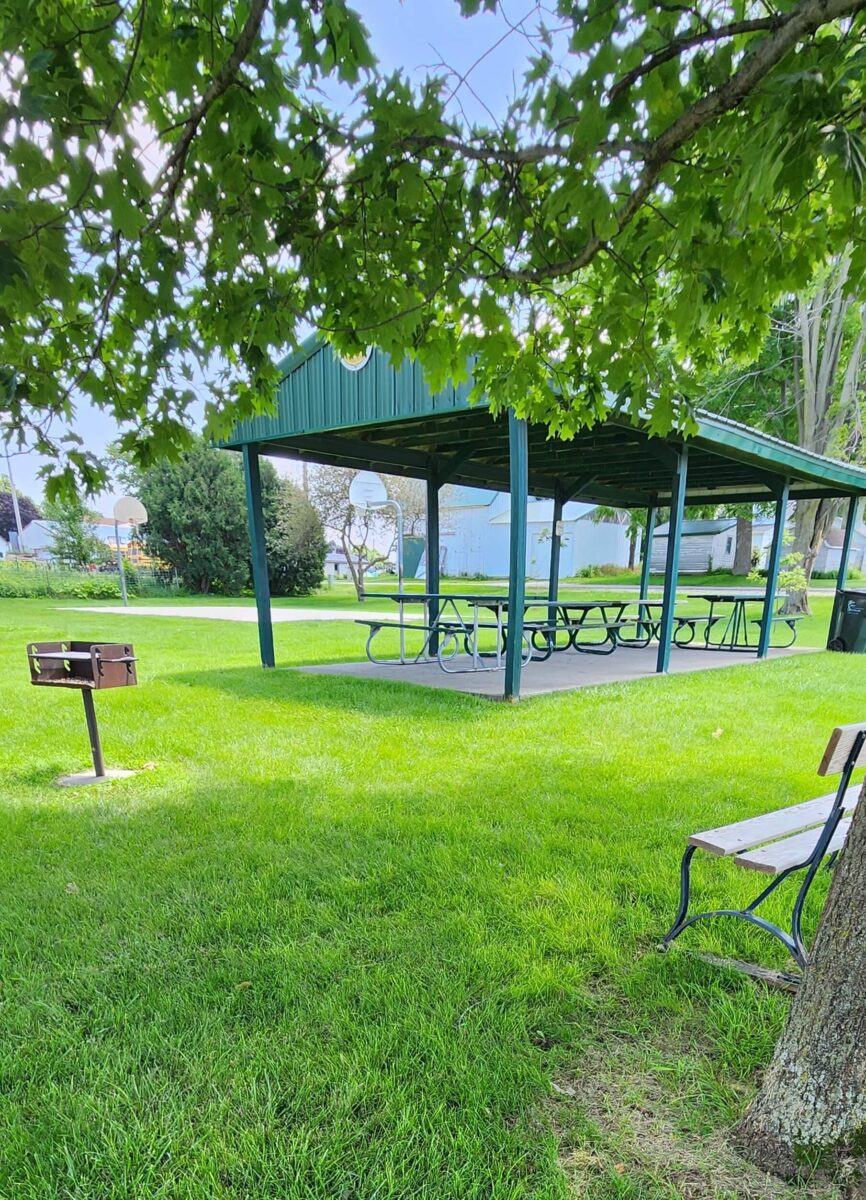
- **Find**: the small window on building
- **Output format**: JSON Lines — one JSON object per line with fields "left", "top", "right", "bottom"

{"left": 725, "top": 536, "right": 733, "bottom": 554}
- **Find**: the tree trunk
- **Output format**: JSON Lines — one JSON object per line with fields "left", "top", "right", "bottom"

{"left": 733, "top": 516, "right": 752, "bottom": 575}
{"left": 628, "top": 524, "right": 637, "bottom": 571}
{"left": 735, "top": 779, "right": 866, "bottom": 1178}
{"left": 781, "top": 499, "right": 835, "bottom": 615}
{"left": 341, "top": 530, "right": 363, "bottom": 599}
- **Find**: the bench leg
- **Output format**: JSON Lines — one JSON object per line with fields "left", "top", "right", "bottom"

{"left": 658, "top": 846, "right": 807, "bottom": 968}
{"left": 659, "top": 845, "right": 697, "bottom": 950}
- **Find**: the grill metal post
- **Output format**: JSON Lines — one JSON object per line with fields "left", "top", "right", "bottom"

{"left": 81, "top": 690, "right": 106, "bottom": 777}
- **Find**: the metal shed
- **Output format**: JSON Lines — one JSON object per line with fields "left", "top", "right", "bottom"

{"left": 223, "top": 337, "right": 866, "bottom": 699}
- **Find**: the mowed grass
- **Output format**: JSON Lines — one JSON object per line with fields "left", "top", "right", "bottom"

{"left": 0, "top": 597, "right": 862, "bottom": 1199}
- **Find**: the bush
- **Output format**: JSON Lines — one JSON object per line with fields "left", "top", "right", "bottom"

{"left": 812, "top": 567, "right": 865, "bottom": 581}
{"left": 0, "top": 564, "right": 122, "bottom": 599}
{"left": 576, "top": 562, "right": 626, "bottom": 578}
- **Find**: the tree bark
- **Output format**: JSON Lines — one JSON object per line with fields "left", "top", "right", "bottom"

{"left": 628, "top": 524, "right": 637, "bottom": 571}
{"left": 781, "top": 499, "right": 835, "bottom": 615}
{"left": 733, "top": 516, "right": 752, "bottom": 575}
{"left": 735, "top": 779, "right": 866, "bottom": 1178}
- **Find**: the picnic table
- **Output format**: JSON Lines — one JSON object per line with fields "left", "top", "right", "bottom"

{"left": 685, "top": 591, "right": 801, "bottom": 651}
{"left": 359, "top": 593, "right": 628, "bottom": 671}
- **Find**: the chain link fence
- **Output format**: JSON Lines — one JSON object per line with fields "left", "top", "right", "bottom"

{"left": 0, "top": 559, "right": 180, "bottom": 599}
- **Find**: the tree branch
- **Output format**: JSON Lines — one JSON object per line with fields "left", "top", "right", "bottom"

{"left": 501, "top": 0, "right": 866, "bottom": 285}
{"left": 608, "top": 16, "right": 784, "bottom": 101}
{"left": 142, "top": 0, "right": 269, "bottom": 236}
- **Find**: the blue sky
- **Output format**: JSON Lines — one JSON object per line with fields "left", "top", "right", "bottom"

{"left": 9, "top": 0, "right": 539, "bottom": 509}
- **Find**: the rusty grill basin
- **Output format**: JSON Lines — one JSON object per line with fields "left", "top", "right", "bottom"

{"left": 27, "top": 642, "right": 137, "bottom": 690}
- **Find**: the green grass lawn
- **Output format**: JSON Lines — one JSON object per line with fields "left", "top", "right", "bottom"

{"left": 0, "top": 598, "right": 860, "bottom": 1198}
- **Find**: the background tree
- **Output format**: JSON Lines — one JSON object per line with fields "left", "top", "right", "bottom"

{"left": 0, "top": 475, "right": 40, "bottom": 542}
{"left": 135, "top": 440, "right": 257, "bottom": 594}
{"left": 699, "top": 260, "right": 866, "bottom": 608}
{"left": 265, "top": 478, "right": 327, "bottom": 596}
{"left": 308, "top": 466, "right": 387, "bottom": 598}
{"left": 43, "top": 495, "right": 108, "bottom": 569}
{"left": 5, "top": 2, "right": 866, "bottom": 493}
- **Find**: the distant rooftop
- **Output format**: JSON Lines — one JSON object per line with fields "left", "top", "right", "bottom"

{"left": 654, "top": 518, "right": 737, "bottom": 537}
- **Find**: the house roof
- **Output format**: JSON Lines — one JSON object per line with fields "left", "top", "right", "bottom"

{"left": 222, "top": 339, "right": 866, "bottom": 506}
{"left": 490, "top": 500, "right": 595, "bottom": 525}
{"left": 440, "top": 485, "right": 499, "bottom": 508}
{"left": 654, "top": 518, "right": 738, "bottom": 537}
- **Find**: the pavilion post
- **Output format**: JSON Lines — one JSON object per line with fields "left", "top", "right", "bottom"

{"left": 758, "top": 481, "right": 790, "bottom": 659}
{"left": 639, "top": 505, "right": 657, "bottom": 599}
{"left": 639, "top": 504, "right": 657, "bottom": 642}
{"left": 827, "top": 495, "right": 860, "bottom": 648}
{"left": 242, "top": 444, "right": 275, "bottom": 668}
{"left": 426, "top": 469, "right": 441, "bottom": 654}
{"left": 505, "top": 411, "right": 529, "bottom": 701}
{"left": 656, "top": 449, "right": 688, "bottom": 673}
{"left": 548, "top": 487, "right": 563, "bottom": 602}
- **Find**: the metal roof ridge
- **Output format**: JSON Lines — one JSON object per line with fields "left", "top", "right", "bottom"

{"left": 695, "top": 408, "right": 866, "bottom": 478}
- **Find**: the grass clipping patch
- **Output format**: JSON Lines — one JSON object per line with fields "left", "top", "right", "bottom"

{"left": 546, "top": 1039, "right": 848, "bottom": 1200}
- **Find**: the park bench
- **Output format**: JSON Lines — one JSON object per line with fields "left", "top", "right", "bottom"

{"left": 659, "top": 722, "right": 866, "bottom": 978}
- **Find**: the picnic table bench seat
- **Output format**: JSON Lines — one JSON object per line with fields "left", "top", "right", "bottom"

{"left": 660, "top": 722, "right": 866, "bottom": 973}
{"left": 748, "top": 612, "right": 805, "bottom": 648}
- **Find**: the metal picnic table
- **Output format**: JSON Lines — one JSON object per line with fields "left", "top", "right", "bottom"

{"left": 686, "top": 591, "right": 785, "bottom": 651}
{"left": 361, "top": 593, "right": 632, "bottom": 670}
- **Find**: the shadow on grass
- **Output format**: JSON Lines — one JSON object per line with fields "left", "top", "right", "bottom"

{"left": 164, "top": 662, "right": 493, "bottom": 722}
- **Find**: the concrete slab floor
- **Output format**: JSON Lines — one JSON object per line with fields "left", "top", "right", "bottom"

{"left": 297, "top": 644, "right": 812, "bottom": 699}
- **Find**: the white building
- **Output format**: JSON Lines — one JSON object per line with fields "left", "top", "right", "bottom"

{"left": 651, "top": 517, "right": 739, "bottom": 573}
{"left": 438, "top": 487, "right": 634, "bottom": 579}
{"left": 653, "top": 509, "right": 866, "bottom": 575}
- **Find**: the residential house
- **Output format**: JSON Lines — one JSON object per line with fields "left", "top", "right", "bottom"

{"left": 651, "top": 518, "right": 738, "bottom": 573}
{"left": 438, "top": 487, "right": 634, "bottom": 579}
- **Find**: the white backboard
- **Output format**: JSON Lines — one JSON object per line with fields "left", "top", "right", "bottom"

{"left": 113, "top": 496, "right": 148, "bottom": 524}
{"left": 349, "top": 471, "right": 387, "bottom": 509}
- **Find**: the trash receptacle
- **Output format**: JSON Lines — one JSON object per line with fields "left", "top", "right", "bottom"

{"left": 828, "top": 590, "right": 866, "bottom": 652}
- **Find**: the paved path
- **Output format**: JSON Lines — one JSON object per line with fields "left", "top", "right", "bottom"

{"left": 68, "top": 605, "right": 421, "bottom": 623}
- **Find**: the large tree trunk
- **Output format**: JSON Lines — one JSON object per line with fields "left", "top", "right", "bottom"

{"left": 781, "top": 499, "right": 835, "bottom": 615}
{"left": 735, "top": 779, "right": 866, "bottom": 1178}
{"left": 733, "top": 516, "right": 752, "bottom": 575}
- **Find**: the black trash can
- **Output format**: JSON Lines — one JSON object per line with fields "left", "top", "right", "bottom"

{"left": 828, "top": 590, "right": 866, "bottom": 652}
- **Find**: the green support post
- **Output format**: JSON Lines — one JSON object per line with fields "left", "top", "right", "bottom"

{"left": 758, "top": 481, "right": 790, "bottom": 659}
{"left": 827, "top": 495, "right": 860, "bottom": 648}
{"left": 505, "top": 411, "right": 528, "bottom": 701}
{"left": 656, "top": 450, "right": 688, "bottom": 674}
{"left": 242, "top": 444, "right": 275, "bottom": 668}
{"left": 639, "top": 505, "right": 657, "bottom": 600}
{"left": 426, "top": 470, "right": 440, "bottom": 654}
{"left": 548, "top": 488, "right": 563, "bottom": 603}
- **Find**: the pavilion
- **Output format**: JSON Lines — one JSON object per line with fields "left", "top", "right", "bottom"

{"left": 223, "top": 337, "right": 866, "bottom": 700}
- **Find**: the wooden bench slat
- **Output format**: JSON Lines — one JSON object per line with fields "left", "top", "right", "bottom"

{"left": 818, "top": 723, "right": 866, "bottom": 776}
{"left": 688, "top": 786, "right": 860, "bottom": 856}
{"left": 734, "top": 817, "right": 852, "bottom": 875}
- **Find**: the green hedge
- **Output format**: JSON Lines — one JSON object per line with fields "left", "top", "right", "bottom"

{"left": 0, "top": 566, "right": 122, "bottom": 599}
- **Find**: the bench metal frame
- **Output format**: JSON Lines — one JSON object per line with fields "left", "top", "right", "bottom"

{"left": 660, "top": 727, "right": 866, "bottom": 969}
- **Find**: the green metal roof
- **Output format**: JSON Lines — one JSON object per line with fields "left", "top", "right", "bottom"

{"left": 222, "top": 339, "right": 866, "bottom": 506}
